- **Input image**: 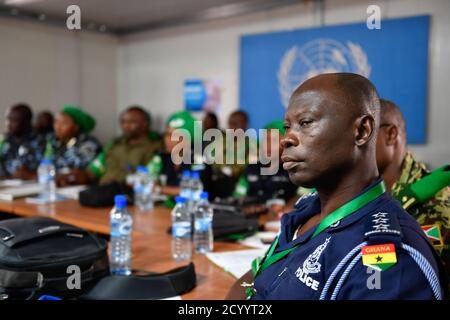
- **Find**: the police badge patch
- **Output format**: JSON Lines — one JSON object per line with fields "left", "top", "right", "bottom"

{"left": 294, "top": 237, "right": 331, "bottom": 291}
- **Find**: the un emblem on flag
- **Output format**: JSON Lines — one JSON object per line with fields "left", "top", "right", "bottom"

{"left": 278, "top": 38, "right": 371, "bottom": 108}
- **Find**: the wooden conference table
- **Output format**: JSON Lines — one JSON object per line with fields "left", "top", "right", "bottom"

{"left": 0, "top": 199, "right": 253, "bottom": 300}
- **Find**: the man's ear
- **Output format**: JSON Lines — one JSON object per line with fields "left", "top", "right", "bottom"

{"left": 385, "top": 125, "right": 399, "bottom": 146}
{"left": 354, "top": 115, "right": 375, "bottom": 147}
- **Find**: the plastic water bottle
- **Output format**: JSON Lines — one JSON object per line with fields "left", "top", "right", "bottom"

{"left": 133, "top": 165, "right": 154, "bottom": 211}
{"left": 190, "top": 170, "right": 204, "bottom": 205}
{"left": 37, "top": 159, "right": 56, "bottom": 202}
{"left": 171, "top": 196, "right": 192, "bottom": 261}
{"left": 179, "top": 170, "right": 192, "bottom": 200}
{"left": 194, "top": 192, "right": 214, "bottom": 254}
{"left": 110, "top": 195, "right": 133, "bottom": 276}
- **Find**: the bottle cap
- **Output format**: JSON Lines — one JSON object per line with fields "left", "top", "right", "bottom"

{"left": 191, "top": 171, "right": 200, "bottom": 179}
{"left": 175, "top": 196, "right": 186, "bottom": 204}
{"left": 136, "top": 165, "right": 149, "bottom": 174}
{"left": 114, "top": 195, "right": 127, "bottom": 209}
{"left": 182, "top": 170, "right": 191, "bottom": 178}
{"left": 40, "top": 159, "right": 53, "bottom": 165}
{"left": 200, "top": 191, "right": 209, "bottom": 200}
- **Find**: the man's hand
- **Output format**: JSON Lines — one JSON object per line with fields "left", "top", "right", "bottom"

{"left": 225, "top": 270, "right": 253, "bottom": 300}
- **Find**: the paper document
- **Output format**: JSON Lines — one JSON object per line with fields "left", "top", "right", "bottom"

{"left": 206, "top": 249, "right": 267, "bottom": 279}
{"left": 57, "top": 185, "right": 88, "bottom": 200}
{"left": 0, "top": 184, "right": 43, "bottom": 201}
{"left": 239, "top": 232, "right": 276, "bottom": 249}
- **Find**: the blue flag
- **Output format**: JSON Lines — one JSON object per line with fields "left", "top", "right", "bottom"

{"left": 240, "top": 15, "right": 429, "bottom": 144}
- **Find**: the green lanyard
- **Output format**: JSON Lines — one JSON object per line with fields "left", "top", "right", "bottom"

{"left": 251, "top": 180, "right": 386, "bottom": 278}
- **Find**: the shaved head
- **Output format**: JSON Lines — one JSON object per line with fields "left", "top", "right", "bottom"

{"left": 290, "top": 73, "right": 380, "bottom": 145}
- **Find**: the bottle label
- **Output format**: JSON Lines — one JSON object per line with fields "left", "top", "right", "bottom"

{"left": 38, "top": 174, "right": 54, "bottom": 184}
{"left": 192, "top": 190, "right": 202, "bottom": 202}
{"left": 111, "top": 216, "right": 133, "bottom": 237}
{"left": 173, "top": 222, "right": 191, "bottom": 238}
{"left": 180, "top": 189, "right": 192, "bottom": 200}
{"left": 195, "top": 218, "right": 212, "bottom": 232}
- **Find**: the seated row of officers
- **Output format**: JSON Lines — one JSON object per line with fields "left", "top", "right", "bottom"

{"left": 1, "top": 73, "right": 449, "bottom": 299}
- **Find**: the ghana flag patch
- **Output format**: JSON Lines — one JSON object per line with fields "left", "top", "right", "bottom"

{"left": 361, "top": 243, "right": 397, "bottom": 272}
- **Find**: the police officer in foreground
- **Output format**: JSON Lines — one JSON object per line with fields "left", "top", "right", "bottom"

{"left": 226, "top": 73, "right": 447, "bottom": 300}
{"left": 376, "top": 99, "right": 450, "bottom": 278}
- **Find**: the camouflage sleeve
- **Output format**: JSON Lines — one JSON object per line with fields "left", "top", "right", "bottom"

{"left": 409, "top": 187, "right": 450, "bottom": 276}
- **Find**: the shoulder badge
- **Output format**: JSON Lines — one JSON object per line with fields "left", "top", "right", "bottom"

{"left": 361, "top": 243, "right": 397, "bottom": 271}
{"left": 363, "top": 211, "right": 402, "bottom": 244}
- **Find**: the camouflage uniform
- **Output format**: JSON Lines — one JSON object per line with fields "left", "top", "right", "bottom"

{"left": 47, "top": 133, "right": 102, "bottom": 172}
{"left": 88, "top": 135, "right": 161, "bottom": 185}
{"left": 0, "top": 131, "right": 45, "bottom": 177}
{"left": 391, "top": 151, "right": 450, "bottom": 276}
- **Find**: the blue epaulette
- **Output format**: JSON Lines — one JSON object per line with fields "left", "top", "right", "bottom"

{"left": 363, "top": 211, "right": 403, "bottom": 245}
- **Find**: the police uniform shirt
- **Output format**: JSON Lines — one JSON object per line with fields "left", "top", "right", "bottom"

{"left": 0, "top": 131, "right": 44, "bottom": 177}
{"left": 50, "top": 133, "right": 102, "bottom": 171}
{"left": 251, "top": 178, "right": 445, "bottom": 300}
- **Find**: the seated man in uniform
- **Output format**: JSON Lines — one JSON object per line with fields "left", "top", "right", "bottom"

{"left": 87, "top": 106, "right": 161, "bottom": 185}
{"left": 226, "top": 73, "right": 447, "bottom": 300}
{"left": 376, "top": 99, "right": 450, "bottom": 278}
{"left": 46, "top": 105, "right": 102, "bottom": 186}
{"left": 0, "top": 103, "right": 43, "bottom": 180}
{"left": 233, "top": 120, "right": 298, "bottom": 215}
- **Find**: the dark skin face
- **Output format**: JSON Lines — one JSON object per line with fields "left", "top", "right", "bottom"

{"left": 281, "top": 88, "right": 357, "bottom": 188}
{"left": 203, "top": 114, "right": 218, "bottom": 131}
{"left": 120, "top": 110, "right": 149, "bottom": 142}
{"left": 6, "top": 108, "right": 30, "bottom": 137}
{"left": 375, "top": 116, "right": 405, "bottom": 191}
{"left": 54, "top": 112, "right": 79, "bottom": 143}
{"left": 228, "top": 113, "right": 247, "bottom": 131}
{"left": 34, "top": 112, "right": 53, "bottom": 134}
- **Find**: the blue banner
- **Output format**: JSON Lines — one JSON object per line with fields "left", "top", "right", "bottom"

{"left": 240, "top": 15, "right": 429, "bottom": 144}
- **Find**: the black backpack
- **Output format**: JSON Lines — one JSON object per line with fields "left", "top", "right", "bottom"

{"left": 0, "top": 217, "right": 109, "bottom": 300}
{"left": 0, "top": 217, "right": 197, "bottom": 300}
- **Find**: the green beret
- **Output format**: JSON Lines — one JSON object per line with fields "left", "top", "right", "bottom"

{"left": 166, "top": 111, "right": 196, "bottom": 140}
{"left": 62, "top": 105, "right": 96, "bottom": 133}
{"left": 264, "top": 120, "right": 286, "bottom": 136}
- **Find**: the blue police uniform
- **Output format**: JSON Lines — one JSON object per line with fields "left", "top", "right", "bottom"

{"left": 251, "top": 178, "right": 447, "bottom": 300}
{"left": 0, "top": 131, "right": 45, "bottom": 177}
{"left": 48, "top": 133, "right": 102, "bottom": 171}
